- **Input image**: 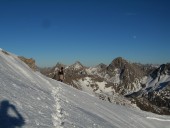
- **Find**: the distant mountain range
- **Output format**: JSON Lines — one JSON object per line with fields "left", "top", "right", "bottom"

{"left": 19, "top": 56, "right": 170, "bottom": 115}
{"left": 2, "top": 48, "right": 170, "bottom": 128}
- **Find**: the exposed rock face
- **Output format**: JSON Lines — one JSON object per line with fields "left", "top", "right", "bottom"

{"left": 126, "top": 64, "right": 170, "bottom": 115}
{"left": 106, "top": 57, "right": 146, "bottom": 94}
{"left": 87, "top": 57, "right": 152, "bottom": 95}
{"left": 18, "top": 56, "right": 36, "bottom": 71}
{"left": 134, "top": 97, "right": 170, "bottom": 115}
{"left": 150, "top": 64, "right": 170, "bottom": 79}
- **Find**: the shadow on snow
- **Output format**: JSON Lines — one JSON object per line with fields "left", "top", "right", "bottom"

{"left": 0, "top": 100, "right": 25, "bottom": 128}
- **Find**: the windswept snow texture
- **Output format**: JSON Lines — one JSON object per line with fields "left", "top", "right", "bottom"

{"left": 0, "top": 49, "right": 170, "bottom": 128}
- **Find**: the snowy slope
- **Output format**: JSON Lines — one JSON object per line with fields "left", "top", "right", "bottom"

{"left": 145, "top": 74, "right": 170, "bottom": 92}
{"left": 0, "top": 49, "right": 63, "bottom": 128}
{"left": 0, "top": 49, "right": 170, "bottom": 128}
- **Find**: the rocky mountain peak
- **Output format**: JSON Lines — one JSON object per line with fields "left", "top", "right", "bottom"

{"left": 70, "top": 61, "right": 84, "bottom": 70}
{"left": 103, "top": 57, "right": 148, "bottom": 94}
{"left": 106, "top": 58, "right": 126, "bottom": 73}
{"left": 110, "top": 57, "right": 128, "bottom": 69}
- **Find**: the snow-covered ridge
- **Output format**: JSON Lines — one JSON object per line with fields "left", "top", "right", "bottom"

{"left": 1, "top": 49, "right": 170, "bottom": 128}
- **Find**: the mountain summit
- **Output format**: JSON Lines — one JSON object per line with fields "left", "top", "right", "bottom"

{"left": 69, "top": 61, "right": 84, "bottom": 70}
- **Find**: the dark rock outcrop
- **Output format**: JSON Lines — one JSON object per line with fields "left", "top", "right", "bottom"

{"left": 18, "top": 56, "right": 36, "bottom": 71}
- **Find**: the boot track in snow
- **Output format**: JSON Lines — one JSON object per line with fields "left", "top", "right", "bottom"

{"left": 51, "top": 84, "right": 64, "bottom": 128}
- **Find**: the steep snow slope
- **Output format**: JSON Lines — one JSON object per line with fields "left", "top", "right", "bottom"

{"left": 143, "top": 74, "right": 170, "bottom": 95}
{"left": 0, "top": 49, "right": 170, "bottom": 128}
{"left": 0, "top": 49, "right": 63, "bottom": 128}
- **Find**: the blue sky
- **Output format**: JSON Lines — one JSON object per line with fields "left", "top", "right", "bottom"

{"left": 0, "top": 0, "right": 170, "bottom": 67}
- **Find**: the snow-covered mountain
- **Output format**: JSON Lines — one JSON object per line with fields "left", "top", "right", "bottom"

{"left": 69, "top": 61, "right": 84, "bottom": 70}
{"left": 37, "top": 55, "right": 170, "bottom": 115}
{"left": 1, "top": 49, "right": 170, "bottom": 128}
{"left": 41, "top": 57, "right": 155, "bottom": 105}
{"left": 126, "top": 64, "right": 170, "bottom": 114}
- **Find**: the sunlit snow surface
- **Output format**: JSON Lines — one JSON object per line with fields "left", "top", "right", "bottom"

{"left": 0, "top": 49, "right": 170, "bottom": 128}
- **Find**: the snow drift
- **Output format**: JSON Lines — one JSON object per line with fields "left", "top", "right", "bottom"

{"left": 0, "top": 48, "right": 170, "bottom": 128}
